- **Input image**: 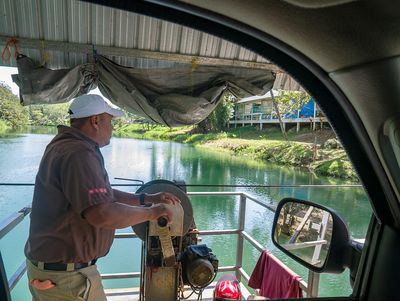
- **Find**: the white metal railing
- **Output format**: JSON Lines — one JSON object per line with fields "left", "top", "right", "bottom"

{"left": 229, "top": 114, "right": 327, "bottom": 123}
{"left": 0, "top": 191, "right": 324, "bottom": 297}
{"left": 186, "top": 192, "right": 312, "bottom": 296}
{"left": 0, "top": 206, "right": 31, "bottom": 291}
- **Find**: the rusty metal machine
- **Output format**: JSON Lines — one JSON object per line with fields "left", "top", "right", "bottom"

{"left": 133, "top": 180, "right": 218, "bottom": 301}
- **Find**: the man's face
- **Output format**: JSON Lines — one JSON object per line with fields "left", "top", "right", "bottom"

{"left": 97, "top": 113, "right": 114, "bottom": 147}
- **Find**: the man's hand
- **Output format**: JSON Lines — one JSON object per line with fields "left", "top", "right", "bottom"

{"left": 150, "top": 203, "right": 175, "bottom": 224}
{"left": 30, "top": 279, "right": 55, "bottom": 290}
{"left": 83, "top": 191, "right": 180, "bottom": 229}
{"left": 145, "top": 192, "right": 180, "bottom": 205}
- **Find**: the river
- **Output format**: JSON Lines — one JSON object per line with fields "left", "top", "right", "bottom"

{"left": 0, "top": 129, "right": 371, "bottom": 300}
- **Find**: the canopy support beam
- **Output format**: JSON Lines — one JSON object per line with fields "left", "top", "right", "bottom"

{"left": 0, "top": 35, "right": 280, "bottom": 71}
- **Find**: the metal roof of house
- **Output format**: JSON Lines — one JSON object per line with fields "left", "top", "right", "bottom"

{"left": 237, "top": 90, "right": 280, "bottom": 104}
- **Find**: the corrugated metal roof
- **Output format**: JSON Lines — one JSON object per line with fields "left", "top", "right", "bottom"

{"left": 0, "top": 0, "right": 307, "bottom": 93}
{"left": 237, "top": 90, "right": 280, "bottom": 103}
{"left": 0, "top": 0, "right": 273, "bottom": 70}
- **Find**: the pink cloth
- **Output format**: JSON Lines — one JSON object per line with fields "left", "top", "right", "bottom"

{"left": 248, "top": 250, "right": 303, "bottom": 299}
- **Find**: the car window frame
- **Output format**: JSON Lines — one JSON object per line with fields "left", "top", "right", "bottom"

{"left": 84, "top": 1, "right": 399, "bottom": 299}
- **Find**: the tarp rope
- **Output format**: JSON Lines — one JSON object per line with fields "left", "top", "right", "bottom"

{"left": 1, "top": 37, "right": 20, "bottom": 62}
{"left": 40, "top": 40, "right": 51, "bottom": 66}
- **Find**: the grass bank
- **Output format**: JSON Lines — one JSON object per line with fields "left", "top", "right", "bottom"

{"left": 0, "top": 120, "right": 9, "bottom": 137}
{"left": 114, "top": 124, "right": 358, "bottom": 181}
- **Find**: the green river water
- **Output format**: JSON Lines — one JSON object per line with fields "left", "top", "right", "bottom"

{"left": 0, "top": 128, "right": 371, "bottom": 300}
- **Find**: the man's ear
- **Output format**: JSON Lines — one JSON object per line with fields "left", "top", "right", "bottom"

{"left": 89, "top": 115, "right": 100, "bottom": 130}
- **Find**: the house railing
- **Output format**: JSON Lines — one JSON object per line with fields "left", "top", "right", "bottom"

{"left": 230, "top": 113, "right": 327, "bottom": 122}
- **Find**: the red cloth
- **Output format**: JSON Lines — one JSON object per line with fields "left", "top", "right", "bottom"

{"left": 248, "top": 250, "right": 303, "bottom": 299}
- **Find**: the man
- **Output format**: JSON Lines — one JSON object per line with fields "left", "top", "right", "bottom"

{"left": 25, "top": 94, "right": 179, "bottom": 301}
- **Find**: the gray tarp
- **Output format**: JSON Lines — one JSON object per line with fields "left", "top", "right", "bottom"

{"left": 13, "top": 55, "right": 275, "bottom": 126}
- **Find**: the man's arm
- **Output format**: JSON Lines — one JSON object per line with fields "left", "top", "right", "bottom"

{"left": 30, "top": 199, "right": 177, "bottom": 290}
{"left": 83, "top": 201, "right": 173, "bottom": 229}
{"left": 112, "top": 188, "right": 180, "bottom": 206}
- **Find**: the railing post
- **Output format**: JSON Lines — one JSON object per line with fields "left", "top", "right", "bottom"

{"left": 0, "top": 207, "right": 31, "bottom": 239}
{"left": 235, "top": 194, "right": 247, "bottom": 281}
{"left": 307, "top": 270, "right": 320, "bottom": 297}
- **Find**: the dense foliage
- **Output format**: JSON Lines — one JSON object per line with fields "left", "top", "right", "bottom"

{"left": 275, "top": 90, "right": 311, "bottom": 115}
{"left": 0, "top": 83, "right": 137, "bottom": 128}
{"left": 0, "top": 83, "right": 29, "bottom": 128}
{"left": 28, "top": 103, "right": 70, "bottom": 126}
{"left": 0, "top": 82, "right": 71, "bottom": 127}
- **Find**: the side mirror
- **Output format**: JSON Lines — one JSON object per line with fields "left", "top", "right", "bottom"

{"left": 272, "top": 198, "right": 351, "bottom": 273}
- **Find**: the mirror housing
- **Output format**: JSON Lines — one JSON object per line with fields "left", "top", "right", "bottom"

{"left": 272, "top": 198, "right": 351, "bottom": 273}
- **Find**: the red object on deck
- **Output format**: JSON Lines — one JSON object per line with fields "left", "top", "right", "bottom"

{"left": 213, "top": 274, "right": 242, "bottom": 300}
{"left": 248, "top": 250, "right": 303, "bottom": 299}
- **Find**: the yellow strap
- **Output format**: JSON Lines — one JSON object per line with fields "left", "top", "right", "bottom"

{"left": 158, "top": 225, "right": 176, "bottom": 267}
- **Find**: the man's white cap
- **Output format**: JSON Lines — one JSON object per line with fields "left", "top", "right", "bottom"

{"left": 69, "top": 94, "right": 124, "bottom": 119}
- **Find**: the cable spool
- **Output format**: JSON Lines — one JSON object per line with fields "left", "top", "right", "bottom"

{"left": 132, "top": 180, "right": 194, "bottom": 240}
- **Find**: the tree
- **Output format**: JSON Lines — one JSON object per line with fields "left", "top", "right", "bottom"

{"left": 0, "top": 82, "right": 29, "bottom": 128}
{"left": 196, "top": 94, "right": 234, "bottom": 133}
{"left": 29, "top": 103, "right": 70, "bottom": 125}
{"left": 275, "top": 90, "right": 311, "bottom": 116}
{"left": 272, "top": 90, "right": 311, "bottom": 139}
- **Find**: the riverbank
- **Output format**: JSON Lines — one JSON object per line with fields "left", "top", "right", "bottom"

{"left": 0, "top": 120, "right": 9, "bottom": 136}
{"left": 114, "top": 124, "right": 358, "bottom": 181}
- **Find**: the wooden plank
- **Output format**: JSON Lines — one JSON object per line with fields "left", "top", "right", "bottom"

{"left": 311, "top": 211, "right": 330, "bottom": 265}
{"left": 288, "top": 206, "right": 314, "bottom": 244}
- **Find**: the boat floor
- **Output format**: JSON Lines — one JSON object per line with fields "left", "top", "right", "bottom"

{"left": 105, "top": 282, "right": 252, "bottom": 301}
